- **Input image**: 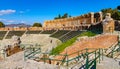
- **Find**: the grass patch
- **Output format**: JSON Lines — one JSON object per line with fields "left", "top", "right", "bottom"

{"left": 50, "top": 31, "right": 96, "bottom": 55}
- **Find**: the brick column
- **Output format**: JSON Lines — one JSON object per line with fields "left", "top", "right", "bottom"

{"left": 99, "top": 12, "right": 103, "bottom": 21}
{"left": 90, "top": 12, "right": 94, "bottom": 24}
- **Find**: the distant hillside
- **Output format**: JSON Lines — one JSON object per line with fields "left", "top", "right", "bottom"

{"left": 5, "top": 23, "right": 31, "bottom": 27}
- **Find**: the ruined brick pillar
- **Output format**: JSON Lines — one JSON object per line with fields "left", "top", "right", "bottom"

{"left": 102, "top": 13, "right": 114, "bottom": 33}
{"left": 99, "top": 12, "right": 103, "bottom": 21}
{"left": 90, "top": 12, "right": 94, "bottom": 23}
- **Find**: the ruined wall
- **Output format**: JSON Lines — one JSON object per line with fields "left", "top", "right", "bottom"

{"left": 43, "top": 12, "right": 102, "bottom": 30}
{"left": 114, "top": 20, "right": 120, "bottom": 31}
{"left": 103, "top": 20, "right": 114, "bottom": 33}
{"left": 103, "top": 13, "right": 115, "bottom": 33}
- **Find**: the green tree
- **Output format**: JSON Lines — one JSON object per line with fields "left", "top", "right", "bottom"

{"left": 54, "top": 17, "right": 58, "bottom": 19}
{"left": 101, "top": 8, "right": 113, "bottom": 17}
{"left": 58, "top": 14, "right": 61, "bottom": 19}
{"left": 32, "top": 23, "right": 42, "bottom": 27}
{"left": 117, "top": 6, "right": 120, "bottom": 10}
{"left": 54, "top": 13, "right": 71, "bottom": 19}
{"left": 101, "top": 7, "right": 120, "bottom": 20}
{"left": 112, "top": 12, "right": 120, "bottom": 20}
{"left": 62, "top": 13, "right": 68, "bottom": 18}
{"left": 69, "top": 15, "right": 72, "bottom": 17}
{"left": 0, "top": 21, "right": 5, "bottom": 27}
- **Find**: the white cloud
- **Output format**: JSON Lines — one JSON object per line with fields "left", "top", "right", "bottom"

{"left": 6, "top": 20, "right": 15, "bottom": 23}
{"left": 0, "top": 9, "right": 16, "bottom": 15}
{"left": 0, "top": 18, "right": 29, "bottom": 25}
{"left": 0, "top": 18, "right": 6, "bottom": 21}
{"left": 0, "top": 18, "right": 15, "bottom": 24}
{"left": 20, "top": 21, "right": 26, "bottom": 23}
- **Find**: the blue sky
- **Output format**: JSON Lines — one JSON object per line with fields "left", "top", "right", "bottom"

{"left": 0, "top": 0, "right": 120, "bottom": 25}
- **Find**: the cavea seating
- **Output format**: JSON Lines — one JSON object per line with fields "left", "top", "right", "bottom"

{"left": 50, "top": 30, "right": 70, "bottom": 38}
{"left": 5, "top": 31, "right": 25, "bottom": 39}
{"left": 41, "top": 30, "right": 56, "bottom": 34}
{"left": 0, "top": 31, "right": 7, "bottom": 40}
{"left": 26, "top": 31, "right": 41, "bottom": 34}
{"left": 59, "top": 31, "right": 83, "bottom": 42}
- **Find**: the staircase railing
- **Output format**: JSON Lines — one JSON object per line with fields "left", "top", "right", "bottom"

{"left": 22, "top": 44, "right": 41, "bottom": 61}
{"left": 106, "top": 41, "right": 120, "bottom": 58}
{"left": 31, "top": 48, "right": 103, "bottom": 69}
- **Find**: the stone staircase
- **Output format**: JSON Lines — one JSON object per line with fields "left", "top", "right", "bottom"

{"left": 3, "top": 31, "right": 9, "bottom": 40}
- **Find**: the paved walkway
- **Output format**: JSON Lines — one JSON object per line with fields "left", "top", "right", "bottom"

{"left": 0, "top": 51, "right": 59, "bottom": 69}
{"left": 97, "top": 56, "right": 120, "bottom": 69}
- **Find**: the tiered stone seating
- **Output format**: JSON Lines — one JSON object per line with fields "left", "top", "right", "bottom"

{"left": 50, "top": 30, "right": 70, "bottom": 38}
{"left": 0, "top": 31, "right": 7, "bottom": 40}
{"left": 59, "top": 31, "right": 83, "bottom": 42}
{"left": 5, "top": 31, "right": 25, "bottom": 39}
{"left": 26, "top": 31, "right": 41, "bottom": 34}
{"left": 40, "top": 30, "right": 56, "bottom": 34}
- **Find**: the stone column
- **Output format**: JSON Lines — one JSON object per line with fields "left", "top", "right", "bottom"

{"left": 99, "top": 12, "right": 103, "bottom": 21}
{"left": 77, "top": 20, "right": 79, "bottom": 25}
{"left": 90, "top": 12, "right": 94, "bottom": 24}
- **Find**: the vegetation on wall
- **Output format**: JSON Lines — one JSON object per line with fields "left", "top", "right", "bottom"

{"left": 50, "top": 31, "right": 96, "bottom": 55}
